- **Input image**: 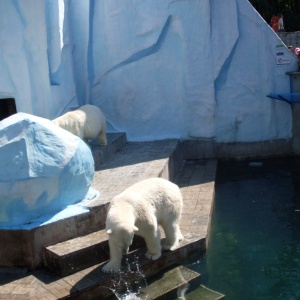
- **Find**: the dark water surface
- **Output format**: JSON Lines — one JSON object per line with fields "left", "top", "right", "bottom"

{"left": 187, "top": 157, "right": 300, "bottom": 300}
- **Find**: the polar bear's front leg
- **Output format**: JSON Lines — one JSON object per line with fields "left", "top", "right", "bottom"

{"left": 144, "top": 226, "right": 162, "bottom": 260}
{"left": 102, "top": 239, "right": 123, "bottom": 273}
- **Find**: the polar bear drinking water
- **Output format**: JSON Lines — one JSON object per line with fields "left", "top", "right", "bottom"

{"left": 52, "top": 104, "right": 107, "bottom": 145}
{"left": 102, "top": 177, "right": 184, "bottom": 273}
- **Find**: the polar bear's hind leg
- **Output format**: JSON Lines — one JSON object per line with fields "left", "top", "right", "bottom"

{"left": 98, "top": 129, "right": 107, "bottom": 146}
{"left": 162, "top": 222, "right": 184, "bottom": 250}
{"left": 97, "top": 118, "right": 107, "bottom": 146}
{"left": 102, "top": 234, "right": 123, "bottom": 273}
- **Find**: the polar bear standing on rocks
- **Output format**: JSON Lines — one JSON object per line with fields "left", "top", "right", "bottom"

{"left": 52, "top": 104, "right": 107, "bottom": 145}
{"left": 102, "top": 177, "right": 184, "bottom": 273}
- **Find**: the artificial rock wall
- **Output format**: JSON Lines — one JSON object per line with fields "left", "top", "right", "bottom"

{"left": 0, "top": 0, "right": 298, "bottom": 143}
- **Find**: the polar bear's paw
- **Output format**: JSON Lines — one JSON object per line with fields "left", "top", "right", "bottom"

{"left": 162, "top": 241, "right": 178, "bottom": 251}
{"left": 146, "top": 251, "right": 161, "bottom": 260}
{"left": 98, "top": 136, "right": 107, "bottom": 146}
{"left": 162, "top": 243, "right": 172, "bottom": 250}
{"left": 178, "top": 231, "right": 184, "bottom": 242}
{"left": 162, "top": 235, "right": 184, "bottom": 251}
{"left": 102, "top": 261, "right": 121, "bottom": 273}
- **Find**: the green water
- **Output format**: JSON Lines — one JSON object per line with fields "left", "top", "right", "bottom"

{"left": 188, "top": 157, "right": 300, "bottom": 300}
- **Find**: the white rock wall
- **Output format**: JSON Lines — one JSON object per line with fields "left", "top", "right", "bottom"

{"left": 0, "top": 0, "right": 298, "bottom": 143}
{"left": 0, "top": 0, "right": 78, "bottom": 119}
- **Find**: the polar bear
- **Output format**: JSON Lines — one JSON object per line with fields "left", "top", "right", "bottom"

{"left": 52, "top": 104, "right": 107, "bottom": 145}
{"left": 102, "top": 177, "right": 184, "bottom": 273}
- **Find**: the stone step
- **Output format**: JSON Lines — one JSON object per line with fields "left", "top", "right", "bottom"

{"left": 43, "top": 229, "right": 146, "bottom": 276}
{"left": 184, "top": 285, "right": 225, "bottom": 300}
{"left": 50, "top": 234, "right": 206, "bottom": 299}
{"left": 44, "top": 220, "right": 205, "bottom": 278}
{"left": 43, "top": 229, "right": 107, "bottom": 276}
{"left": 138, "top": 267, "right": 224, "bottom": 300}
{"left": 138, "top": 265, "right": 201, "bottom": 300}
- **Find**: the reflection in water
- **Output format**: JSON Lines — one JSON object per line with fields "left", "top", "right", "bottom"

{"left": 177, "top": 283, "right": 189, "bottom": 299}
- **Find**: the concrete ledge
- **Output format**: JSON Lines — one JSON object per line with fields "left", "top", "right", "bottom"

{"left": 180, "top": 138, "right": 293, "bottom": 160}
{"left": 138, "top": 266, "right": 202, "bottom": 300}
{"left": 66, "top": 236, "right": 206, "bottom": 300}
{"left": 91, "top": 132, "right": 127, "bottom": 170}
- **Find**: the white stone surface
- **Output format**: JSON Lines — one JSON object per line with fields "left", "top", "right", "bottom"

{"left": 72, "top": 0, "right": 299, "bottom": 142}
{"left": 0, "top": 113, "right": 94, "bottom": 227}
{"left": 0, "top": 0, "right": 298, "bottom": 143}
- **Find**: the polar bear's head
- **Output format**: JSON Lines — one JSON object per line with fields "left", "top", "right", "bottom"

{"left": 107, "top": 225, "right": 138, "bottom": 255}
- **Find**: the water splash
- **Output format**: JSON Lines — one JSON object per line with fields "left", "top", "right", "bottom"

{"left": 108, "top": 254, "right": 148, "bottom": 300}
{"left": 119, "top": 292, "right": 141, "bottom": 300}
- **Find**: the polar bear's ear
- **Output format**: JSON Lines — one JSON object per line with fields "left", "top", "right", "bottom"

{"left": 106, "top": 229, "right": 112, "bottom": 235}
{"left": 133, "top": 226, "right": 139, "bottom": 232}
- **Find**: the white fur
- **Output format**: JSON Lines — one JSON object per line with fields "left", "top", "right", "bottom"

{"left": 52, "top": 104, "right": 107, "bottom": 145}
{"left": 102, "top": 177, "right": 184, "bottom": 273}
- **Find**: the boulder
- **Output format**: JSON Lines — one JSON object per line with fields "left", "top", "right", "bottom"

{"left": 0, "top": 113, "right": 94, "bottom": 227}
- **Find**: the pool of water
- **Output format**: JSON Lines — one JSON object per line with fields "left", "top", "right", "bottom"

{"left": 186, "top": 157, "right": 300, "bottom": 300}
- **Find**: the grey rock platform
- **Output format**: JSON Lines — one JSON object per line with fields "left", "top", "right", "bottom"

{"left": 0, "top": 137, "right": 218, "bottom": 299}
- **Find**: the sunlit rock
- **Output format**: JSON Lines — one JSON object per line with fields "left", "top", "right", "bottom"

{"left": 0, "top": 113, "right": 94, "bottom": 227}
